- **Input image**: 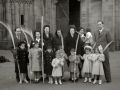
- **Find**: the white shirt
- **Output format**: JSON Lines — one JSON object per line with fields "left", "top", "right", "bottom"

{"left": 99, "top": 28, "right": 104, "bottom": 33}
{"left": 36, "top": 38, "right": 40, "bottom": 42}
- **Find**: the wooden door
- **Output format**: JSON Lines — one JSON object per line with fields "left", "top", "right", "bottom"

{"left": 56, "top": 0, "right": 69, "bottom": 37}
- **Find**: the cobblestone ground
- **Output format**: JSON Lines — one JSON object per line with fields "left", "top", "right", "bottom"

{"left": 0, "top": 50, "right": 120, "bottom": 90}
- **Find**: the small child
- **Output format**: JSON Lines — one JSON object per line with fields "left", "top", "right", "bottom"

{"left": 69, "top": 48, "right": 80, "bottom": 83}
{"left": 44, "top": 46, "right": 55, "bottom": 84}
{"left": 52, "top": 52, "right": 64, "bottom": 85}
{"left": 17, "top": 41, "right": 29, "bottom": 84}
{"left": 80, "top": 46, "right": 92, "bottom": 83}
{"left": 56, "top": 45, "right": 68, "bottom": 82}
{"left": 29, "top": 41, "right": 42, "bottom": 83}
{"left": 91, "top": 45, "right": 105, "bottom": 84}
{"left": 85, "top": 28, "right": 93, "bottom": 46}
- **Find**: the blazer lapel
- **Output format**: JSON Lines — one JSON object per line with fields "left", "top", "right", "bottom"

{"left": 99, "top": 29, "right": 105, "bottom": 38}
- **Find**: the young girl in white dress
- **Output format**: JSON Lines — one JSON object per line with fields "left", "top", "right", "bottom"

{"left": 80, "top": 46, "right": 93, "bottom": 83}
{"left": 52, "top": 51, "right": 64, "bottom": 85}
{"left": 91, "top": 45, "right": 105, "bottom": 84}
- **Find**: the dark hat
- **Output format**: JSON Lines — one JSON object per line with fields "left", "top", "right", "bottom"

{"left": 18, "top": 41, "right": 26, "bottom": 47}
{"left": 69, "top": 25, "right": 76, "bottom": 30}
{"left": 32, "top": 41, "right": 39, "bottom": 45}
{"left": 47, "top": 46, "right": 52, "bottom": 49}
{"left": 70, "top": 48, "right": 75, "bottom": 52}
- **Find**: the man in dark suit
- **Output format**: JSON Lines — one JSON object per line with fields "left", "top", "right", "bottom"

{"left": 10, "top": 27, "right": 29, "bottom": 82}
{"left": 93, "top": 21, "right": 112, "bottom": 83}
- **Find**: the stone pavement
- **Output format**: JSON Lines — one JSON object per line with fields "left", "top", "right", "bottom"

{"left": 0, "top": 50, "right": 120, "bottom": 90}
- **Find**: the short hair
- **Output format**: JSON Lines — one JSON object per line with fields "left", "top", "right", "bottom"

{"left": 43, "top": 25, "right": 50, "bottom": 30}
{"left": 77, "top": 27, "right": 85, "bottom": 32}
{"left": 86, "top": 28, "right": 91, "bottom": 32}
{"left": 98, "top": 20, "right": 104, "bottom": 24}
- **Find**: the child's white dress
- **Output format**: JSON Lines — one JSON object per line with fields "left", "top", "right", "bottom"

{"left": 91, "top": 54, "right": 105, "bottom": 75}
{"left": 52, "top": 58, "right": 64, "bottom": 77}
{"left": 82, "top": 54, "right": 92, "bottom": 74}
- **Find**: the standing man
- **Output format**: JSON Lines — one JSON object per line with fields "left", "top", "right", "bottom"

{"left": 93, "top": 21, "right": 112, "bottom": 83}
{"left": 10, "top": 27, "right": 29, "bottom": 82}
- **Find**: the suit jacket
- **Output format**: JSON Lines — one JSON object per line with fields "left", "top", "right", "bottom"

{"left": 93, "top": 29, "right": 112, "bottom": 48}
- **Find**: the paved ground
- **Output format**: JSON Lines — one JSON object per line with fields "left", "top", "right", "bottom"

{"left": 0, "top": 50, "right": 120, "bottom": 90}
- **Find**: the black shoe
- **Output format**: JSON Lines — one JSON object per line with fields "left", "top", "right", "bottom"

{"left": 71, "top": 80, "right": 74, "bottom": 83}
{"left": 46, "top": 77, "right": 48, "bottom": 80}
{"left": 79, "top": 75, "right": 82, "bottom": 79}
{"left": 106, "top": 80, "right": 111, "bottom": 83}
{"left": 62, "top": 79, "right": 66, "bottom": 82}
{"left": 75, "top": 79, "right": 78, "bottom": 82}
{"left": 92, "top": 78, "right": 94, "bottom": 81}
{"left": 69, "top": 78, "right": 71, "bottom": 81}
{"left": 40, "top": 77, "right": 43, "bottom": 81}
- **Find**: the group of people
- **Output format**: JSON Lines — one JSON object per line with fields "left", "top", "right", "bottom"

{"left": 10, "top": 21, "right": 112, "bottom": 85}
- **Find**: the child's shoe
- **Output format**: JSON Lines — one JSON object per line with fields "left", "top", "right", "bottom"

{"left": 59, "top": 80, "right": 62, "bottom": 85}
{"left": 89, "top": 78, "right": 91, "bottom": 83}
{"left": 99, "top": 80, "right": 102, "bottom": 85}
{"left": 71, "top": 78, "right": 74, "bottom": 83}
{"left": 93, "top": 80, "right": 97, "bottom": 84}
{"left": 19, "top": 81, "right": 22, "bottom": 84}
{"left": 75, "top": 78, "right": 78, "bottom": 82}
{"left": 84, "top": 78, "right": 88, "bottom": 83}
{"left": 24, "top": 79, "right": 28, "bottom": 83}
{"left": 50, "top": 80, "right": 53, "bottom": 84}
{"left": 55, "top": 81, "right": 58, "bottom": 85}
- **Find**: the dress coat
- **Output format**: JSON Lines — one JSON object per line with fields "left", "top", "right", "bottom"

{"left": 17, "top": 48, "right": 29, "bottom": 73}
{"left": 53, "top": 36, "right": 65, "bottom": 51}
{"left": 10, "top": 34, "right": 26, "bottom": 73}
{"left": 44, "top": 51, "right": 55, "bottom": 75}
{"left": 93, "top": 29, "right": 112, "bottom": 80}
{"left": 69, "top": 55, "right": 80, "bottom": 73}
{"left": 52, "top": 58, "right": 64, "bottom": 77}
{"left": 43, "top": 33, "right": 54, "bottom": 50}
{"left": 82, "top": 54, "right": 93, "bottom": 74}
{"left": 65, "top": 33, "right": 82, "bottom": 56}
{"left": 90, "top": 54, "right": 105, "bottom": 75}
{"left": 29, "top": 48, "right": 42, "bottom": 71}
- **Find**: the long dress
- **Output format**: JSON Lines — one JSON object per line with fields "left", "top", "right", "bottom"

{"left": 29, "top": 48, "right": 42, "bottom": 72}
{"left": 44, "top": 51, "right": 55, "bottom": 75}
{"left": 17, "top": 48, "right": 29, "bottom": 73}
{"left": 52, "top": 58, "right": 64, "bottom": 77}
{"left": 91, "top": 54, "right": 105, "bottom": 75}
{"left": 82, "top": 54, "right": 92, "bottom": 74}
{"left": 69, "top": 55, "right": 80, "bottom": 73}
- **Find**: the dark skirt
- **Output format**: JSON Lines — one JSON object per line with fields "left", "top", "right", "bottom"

{"left": 19, "top": 62, "right": 27, "bottom": 73}
{"left": 44, "top": 63, "right": 53, "bottom": 75}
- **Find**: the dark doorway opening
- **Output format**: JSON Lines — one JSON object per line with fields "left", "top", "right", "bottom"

{"left": 69, "top": 0, "right": 80, "bottom": 29}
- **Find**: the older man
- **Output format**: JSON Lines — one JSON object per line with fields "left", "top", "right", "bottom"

{"left": 93, "top": 21, "right": 112, "bottom": 83}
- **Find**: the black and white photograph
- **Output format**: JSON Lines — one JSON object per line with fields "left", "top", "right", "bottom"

{"left": 0, "top": 0, "right": 120, "bottom": 90}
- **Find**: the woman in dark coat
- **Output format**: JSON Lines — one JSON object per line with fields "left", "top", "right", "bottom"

{"left": 53, "top": 29, "right": 64, "bottom": 51}
{"left": 43, "top": 25, "right": 54, "bottom": 50}
{"left": 65, "top": 25, "right": 82, "bottom": 80}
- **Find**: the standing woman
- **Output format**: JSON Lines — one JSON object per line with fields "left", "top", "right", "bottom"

{"left": 43, "top": 25, "right": 54, "bottom": 50}
{"left": 30, "top": 30, "right": 46, "bottom": 82}
{"left": 65, "top": 25, "right": 82, "bottom": 81}
{"left": 53, "top": 29, "right": 69, "bottom": 81}
{"left": 53, "top": 29, "right": 64, "bottom": 51}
